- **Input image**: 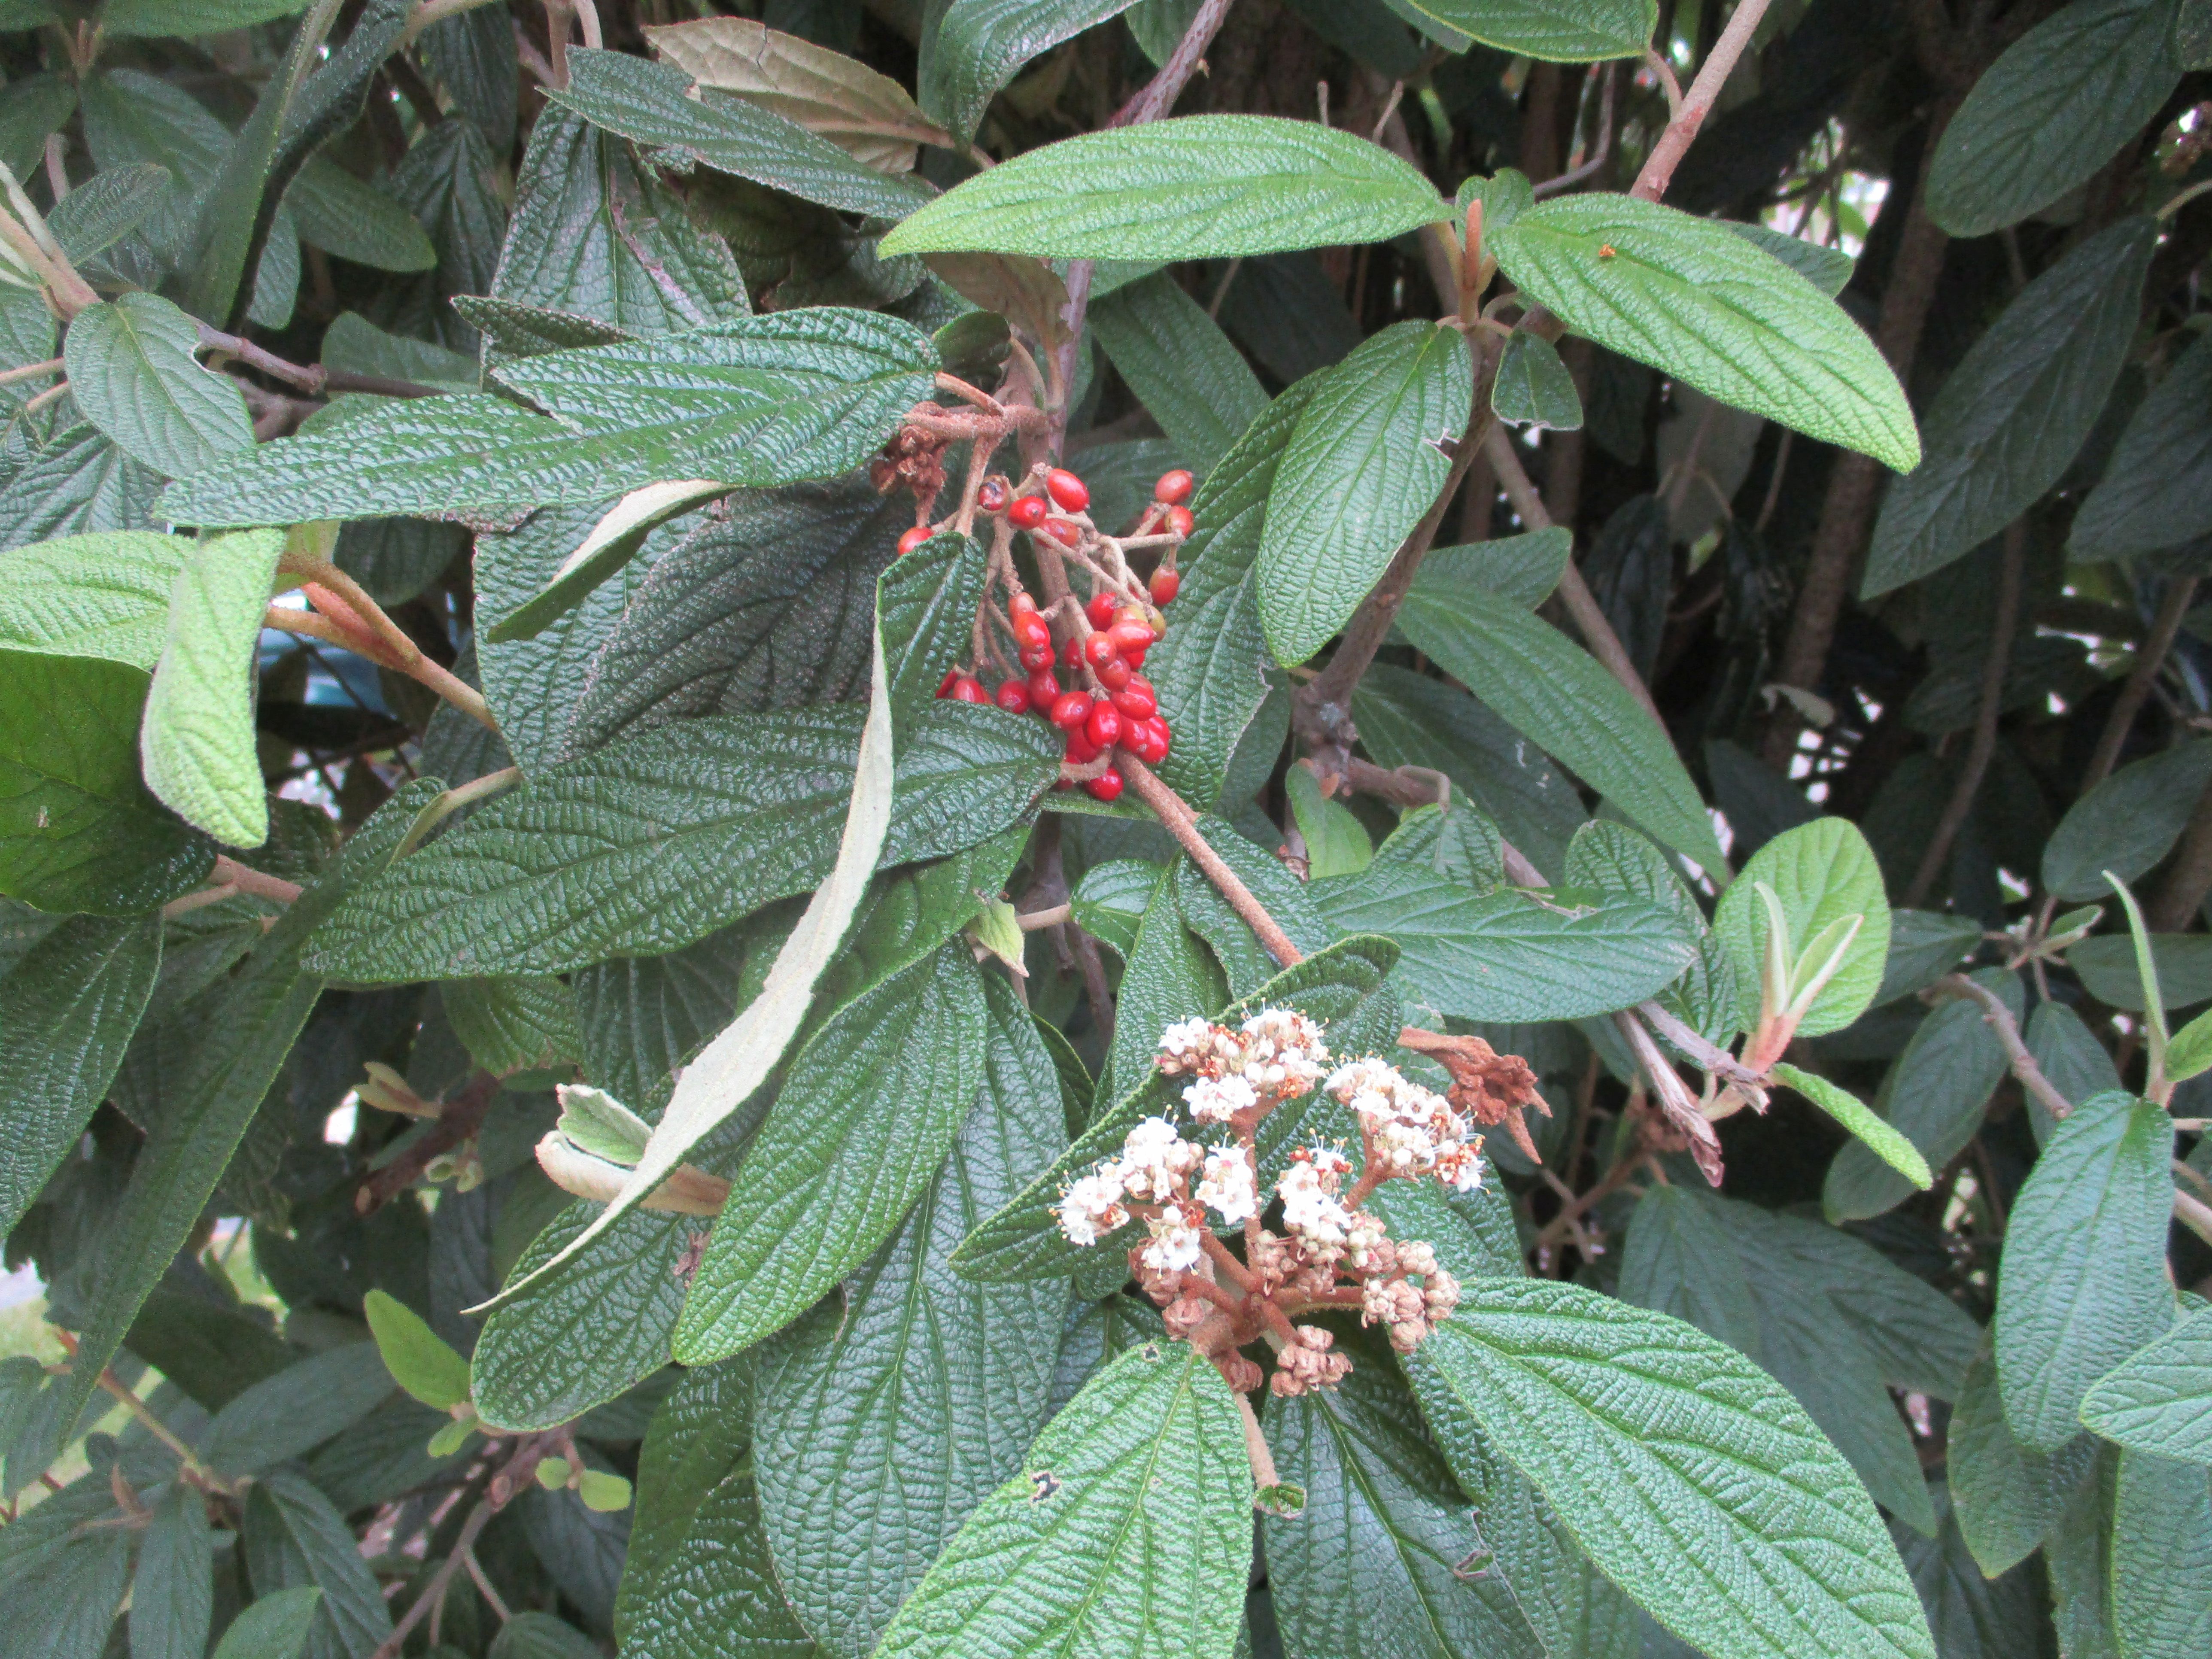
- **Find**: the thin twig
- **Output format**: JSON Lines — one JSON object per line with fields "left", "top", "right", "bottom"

{"left": 2081, "top": 577, "right": 2199, "bottom": 793}
{"left": 1631, "top": 0, "right": 1778, "bottom": 202}
{"left": 356, "top": 1069, "right": 501, "bottom": 1214}
{"left": 1932, "top": 974, "right": 2072, "bottom": 1121}
{"left": 1017, "top": 902, "right": 1071, "bottom": 931}
{"left": 1121, "top": 754, "right": 1303, "bottom": 969}
{"left": 1532, "top": 64, "right": 1620, "bottom": 199}
{"left": 198, "top": 322, "right": 441, "bottom": 400}
{"left": 1905, "top": 524, "right": 2024, "bottom": 907}
{"left": 1234, "top": 1389, "right": 1279, "bottom": 1487}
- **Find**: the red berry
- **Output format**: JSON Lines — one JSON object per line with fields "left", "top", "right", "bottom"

{"left": 898, "top": 526, "right": 930, "bottom": 556}
{"left": 978, "top": 479, "right": 1009, "bottom": 513}
{"left": 1018, "top": 641, "right": 1053, "bottom": 672}
{"left": 1046, "top": 468, "right": 1090, "bottom": 513}
{"left": 1027, "top": 668, "right": 1061, "bottom": 706}
{"left": 1064, "top": 729, "right": 1102, "bottom": 765}
{"left": 1009, "top": 495, "right": 1047, "bottom": 529}
{"left": 994, "top": 680, "right": 1030, "bottom": 714}
{"left": 1149, "top": 717, "right": 1173, "bottom": 757}
{"left": 1149, "top": 568, "right": 1181, "bottom": 606}
{"left": 1094, "top": 655, "right": 1132, "bottom": 692}
{"left": 1045, "top": 518, "right": 1082, "bottom": 548}
{"left": 1014, "top": 614, "right": 1052, "bottom": 651}
{"left": 1164, "top": 504, "right": 1194, "bottom": 539}
{"left": 1155, "top": 469, "right": 1194, "bottom": 506}
{"left": 1124, "top": 641, "right": 1149, "bottom": 670}
{"left": 1112, "top": 685, "right": 1156, "bottom": 721}
{"left": 1049, "top": 691, "right": 1094, "bottom": 731}
{"left": 936, "top": 669, "right": 960, "bottom": 699}
{"left": 1107, "top": 620, "right": 1155, "bottom": 657}
{"left": 1085, "top": 592, "right": 1119, "bottom": 631}
{"left": 950, "top": 675, "right": 988, "bottom": 703}
{"left": 1128, "top": 673, "right": 1156, "bottom": 698}
{"left": 1086, "top": 766, "right": 1124, "bottom": 802}
{"left": 1009, "top": 590, "right": 1038, "bottom": 620}
{"left": 1085, "top": 702, "right": 1122, "bottom": 750}
{"left": 1084, "top": 632, "right": 1121, "bottom": 670}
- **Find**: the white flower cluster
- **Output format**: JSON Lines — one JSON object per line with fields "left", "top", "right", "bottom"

{"left": 1157, "top": 1009, "right": 1328, "bottom": 1123}
{"left": 1055, "top": 1115, "right": 1258, "bottom": 1272}
{"left": 1324, "top": 1057, "right": 1487, "bottom": 1193}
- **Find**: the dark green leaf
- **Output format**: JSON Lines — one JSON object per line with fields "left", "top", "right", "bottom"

{"left": 2067, "top": 933, "right": 2212, "bottom": 1012}
{"left": 132, "top": 1481, "right": 214, "bottom": 1659}
{"left": 754, "top": 975, "right": 1066, "bottom": 1656}
{"left": 0, "top": 650, "right": 214, "bottom": 914}
{"left": 1862, "top": 218, "right": 2156, "bottom": 597}
{"left": 0, "top": 73, "right": 73, "bottom": 183}
{"left": 879, "top": 115, "right": 1448, "bottom": 261}
{"left": 197, "top": 1344, "right": 395, "bottom": 1477}
{"left": 1824, "top": 974, "right": 2017, "bottom": 1223}
{"left": 1995, "top": 1091, "right": 2176, "bottom": 1451}
{"left": 2072, "top": 329, "right": 2212, "bottom": 558}
{"left": 1395, "top": 589, "right": 1725, "bottom": 869}
{"left": 243, "top": 1469, "right": 396, "bottom": 1659}
{"left": 2044, "top": 740, "right": 2212, "bottom": 902}
{"left": 1925, "top": 0, "right": 2182, "bottom": 237}
{"left": 2078, "top": 1306, "right": 2212, "bottom": 1463}
{"left": 1489, "top": 194, "right": 1918, "bottom": 473}
{"left": 160, "top": 310, "right": 936, "bottom": 527}
{"left": 0, "top": 1476, "right": 131, "bottom": 1659}
{"left": 1491, "top": 331, "right": 1583, "bottom": 430}
{"left": 1388, "top": 0, "right": 1651, "bottom": 60}
{"left": 210, "top": 1589, "right": 322, "bottom": 1659}
{"left": 304, "top": 703, "right": 1054, "bottom": 979}
{"left": 1258, "top": 321, "right": 1473, "bottom": 667}
{"left": 1410, "top": 1281, "right": 1938, "bottom": 1659}
{"left": 2111, "top": 1449, "right": 2212, "bottom": 1659}
{"left": 0, "top": 912, "right": 159, "bottom": 1237}
{"left": 1946, "top": 1346, "right": 2098, "bottom": 1577}
{"left": 1091, "top": 271, "right": 1268, "bottom": 472}
{"left": 872, "top": 1343, "right": 1252, "bottom": 1659}
{"left": 617, "top": 1357, "right": 753, "bottom": 1641}
{"left": 1890, "top": 1483, "right": 2040, "bottom": 1659}
{"left": 1264, "top": 1349, "right": 1546, "bottom": 1659}
{"left": 1872, "top": 910, "right": 1982, "bottom": 1007}
{"left": 1729, "top": 221, "right": 1854, "bottom": 297}
{"left": 62, "top": 293, "right": 253, "bottom": 480}
{"left": 619, "top": 1464, "right": 820, "bottom": 1659}
{"left": 1098, "top": 863, "right": 1228, "bottom": 1104}
{"left": 919, "top": 0, "right": 1145, "bottom": 143}
{"left": 550, "top": 49, "right": 931, "bottom": 222}
{"left": 1409, "top": 529, "right": 1574, "bottom": 612}
{"left": 674, "top": 944, "right": 989, "bottom": 1362}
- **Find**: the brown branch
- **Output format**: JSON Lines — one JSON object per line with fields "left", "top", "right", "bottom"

{"left": 2080, "top": 576, "right": 2199, "bottom": 793}
{"left": 356, "top": 1069, "right": 501, "bottom": 1214}
{"left": 198, "top": 322, "right": 442, "bottom": 400}
{"left": 2151, "top": 776, "right": 2212, "bottom": 933}
{"left": 1629, "top": 0, "right": 1778, "bottom": 202}
{"left": 1932, "top": 974, "right": 2072, "bottom": 1122}
{"left": 1121, "top": 753, "right": 1304, "bottom": 969}
{"left": 1905, "top": 524, "right": 2024, "bottom": 907}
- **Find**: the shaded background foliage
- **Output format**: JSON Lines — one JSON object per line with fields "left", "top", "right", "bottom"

{"left": 0, "top": 3, "right": 2209, "bottom": 1659}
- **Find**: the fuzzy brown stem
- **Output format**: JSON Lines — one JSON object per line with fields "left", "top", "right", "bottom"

{"left": 355, "top": 1069, "right": 501, "bottom": 1214}
{"left": 1629, "top": 0, "right": 1776, "bottom": 201}
{"left": 1932, "top": 973, "right": 2072, "bottom": 1122}
{"left": 1121, "top": 754, "right": 1304, "bottom": 969}
{"left": 2080, "top": 577, "right": 2199, "bottom": 794}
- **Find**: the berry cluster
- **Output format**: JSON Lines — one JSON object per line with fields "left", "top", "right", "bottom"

{"left": 1053, "top": 1010, "right": 1481, "bottom": 1396}
{"left": 918, "top": 465, "right": 1197, "bottom": 802}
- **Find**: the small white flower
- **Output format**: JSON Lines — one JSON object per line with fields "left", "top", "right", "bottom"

{"left": 1184, "top": 1073, "right": 1259, "bottom": 1124}
{"left": 1196, "top": 1146, "right": 1259, "bottom": 1224}
{"left": 1278, "top": 1162, "right": 1351, "bottom": 1245}
{"left": 1055, "top": 1169, "right": 1130, "bottom": 1246}
{"left": 1140, "top": 1215, "right": 1204, "bottom": 1273}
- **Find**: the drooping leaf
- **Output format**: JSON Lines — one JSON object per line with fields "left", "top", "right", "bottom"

{"left": 62, "top": 292, "right": 254, "bottom": 480}
{"left": 0, "top": 1477, "right": 132, "bottom": 1659}
{"left": 1490, "top": 331, "right": 1583, "bottom": 431}
{"left": 159, "top": 310, "right": 936, "bottom": 527}
{"left": 1386, "top": 0, "right": 1652, "bottom": 60}
{"left": 618, "top": 1462, "right": 820, "bottom": 1659}
{"left": 871, "top": 1342, "right": 1253, "bottom": 1659}
{"left": 1888, "top": 1483, "right": 2041, "bottom": 1659}
{"left": 1995, "top": 1091, "right": 2176, "bottom": 1452}
{"left": 753, "top": 975, "right": 1066, "bottom": 1657}
{"left": 0, "top": 650, "right": 214, "bottom": 914}
{"left": 210, "top": 1589, "right": 323, "bottom": 1659}
{"left": 2067, "top": 933, "right": 2212, "bottom": 1012}
{"left": 2077, "top": 1303, "right": 2212, "bottom": 1463}
{"left": 1264, "top": 1348, "right": 1547, "bottom": 1659}
{"left": 196, "top": 1344, "right": 397, "bottom": 1477}
{"left": 1771, "top": 1063, "right": 1931, "bottom": 1190}
{"left": 1395, "top": 587, "right": 1725, "bottom": 870}
{"left": 918, "top": 0, "right": 1145, "bottom": 143}
{"left": 673, "top": 944, "right": 989, "bottom": 1363}
{"left": 243, "top": 1468, "right": 396, "bottom": 1659}
{"left": 140, "top": 527, "right": 285, "bottom": 848}
{"left": 2043, "top": 740, "right": 2212, "bottom": 903}
{"left": 616, "top": 1357, "right": 754, "bottom": 1641}
{"left": 1146, "top": 377, "right": 1315, "bottom": 808}
{"left": 2072, "top": 329, "right": 2212, "bottom": 559}
{"left": 879, "top": 115, "right": 1448, "bottom": 261}
{"left": 1257, "top": 321, "right": 1473, "bottom": 667}
{"left": 1728, "top": 221, "right": 1855, "bottom": 297}
{"left": 1091, "top": 271, "right": 1269, "bottom": 473}
{"left": 1945, "top": 1345, "right": 2099, "bottom": 1578}
{"left": 646, "top": 16, "right": 949, "bottom": 169}
{"left": 1824, "top": 973, "right": 2017, "bottom": 1223}
{"left": 131, "top": 1481, "right": 214, "bottom": 1659}
{"left": 1924, "top": 0, "right": 2183, "bottom": 237}
{"left": 548, "top": 49, "right": 932, "bottom": 222}
{"left": 304, "top": 703, "right": 1054, "bottom": 979}
{"left": 1410, "top": 1280, "right": 1937, "bottom": 1659}
{"left": 0, "top": 912, "right": 159, "bottom": 1237}
{"left": 1861, "top": 217, "right": 2157, "bottom": 597}
{"left": 2110, "top": 1449, "right": 2212, "bottom": 1659}
{"left": 1488, "top": 193, "right": 1919, "bottom": 473}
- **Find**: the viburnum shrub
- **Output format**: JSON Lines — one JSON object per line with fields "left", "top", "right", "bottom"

{"left": 4, "top": 3, "right": 2212, "bottom": 1659}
